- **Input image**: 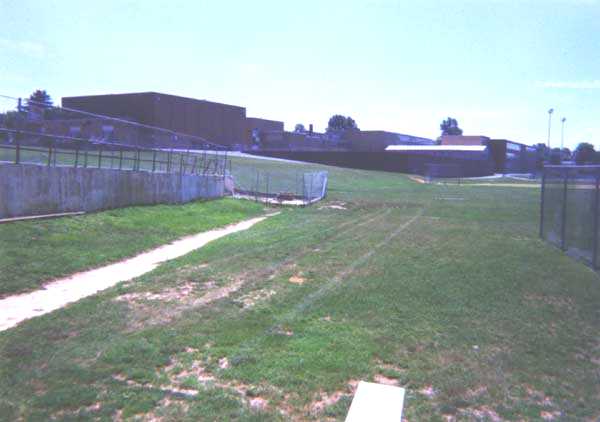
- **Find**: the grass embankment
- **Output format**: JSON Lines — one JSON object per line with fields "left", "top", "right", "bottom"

{"left": 1, "top": 162, "right": 599, "bottom": 420}
{"left": 0, "top": 199, "right": 264, "bottom": 297}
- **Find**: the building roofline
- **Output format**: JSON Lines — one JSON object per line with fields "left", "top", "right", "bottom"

{"left": 386, "top": 145, "right": 487, "bottom": 152}
{"left": 62, "top": 91, "right": 246, "bottom": 111}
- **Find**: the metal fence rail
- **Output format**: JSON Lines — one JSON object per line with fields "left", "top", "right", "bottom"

{"left": 540, "top": 165, "right": 600, "bottom": 269}
{"left": 0, "top": 128, "right": 229, "bottom": 176}
{"left": 0, "top": 93, "right": 231, "bottom": 176}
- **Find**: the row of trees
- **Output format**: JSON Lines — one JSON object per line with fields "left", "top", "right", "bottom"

{"left": 296, "top": 115, "right": 462, "bottom": 136}
{"left": 538, "top": 142, "right": 598, "bottom": 165}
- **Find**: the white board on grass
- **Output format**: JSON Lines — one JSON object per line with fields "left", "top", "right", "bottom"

{"left": 345, "top": 381, "right": 405, "bottom": 422}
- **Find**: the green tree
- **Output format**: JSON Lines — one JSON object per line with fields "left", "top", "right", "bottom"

{"left": 549, "top": 148, "right": 562, "bottom": 165}
{"left": 440, "top": 117, "right": 463, "bottom": 136}
{"left": 27, "top": 89, "right": 53, "bottom": 108}
{"left": 0, "top": 110, "right": 25, "bottom": 129}
{"left": 574, "top": 142, "right": 596, "bottom": 165}
{"left": 294, "top": 123, "right": 306, "bottom": 133}
{"left": 327, "top": 114, "right": 358, "bottom": 133}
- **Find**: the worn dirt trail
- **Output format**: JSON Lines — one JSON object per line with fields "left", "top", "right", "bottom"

{"left": 0, "top": 214, "right": 276, "bottom": 332}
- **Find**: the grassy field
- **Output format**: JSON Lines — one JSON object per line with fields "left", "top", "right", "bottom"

{"left": 0, "top": 199, "right": 264, "bottom": 297}
{"left": 1, "top": 160, "right": 599, "bottom": 421}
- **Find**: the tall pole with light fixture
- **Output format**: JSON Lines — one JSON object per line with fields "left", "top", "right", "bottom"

{"left": 560, "top": 117, "right": 566, "bottom": 150}
{"left": 547, "top": 108, "right": 554, "bottom": 148}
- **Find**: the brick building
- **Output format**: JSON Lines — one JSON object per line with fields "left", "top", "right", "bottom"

{"left": 62, "top": 92, "right": 248, "bottom": 148}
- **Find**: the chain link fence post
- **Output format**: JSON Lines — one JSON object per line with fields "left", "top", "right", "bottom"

{"left": 265, "top": 172, "right": 270, "bottom": 205}
{"left": 539, "top": 167, "right": 546, "bottom": 238}
{"left": 560, "top": 169, "right": 569, "bottom": 251}
{"left": 14, "top": 132, "right": 20, "bottom": 164}
{"left": 302, "top": 173, "right": 307, "bottom": 205}
{"left": 47, "top": 139, "right": 52, "bottom": 166}
{"left": 255, "top": 169, "right": 259, "bottom": 202}
{"left": 593, "top": 174, "right": 600, "bottom": 270}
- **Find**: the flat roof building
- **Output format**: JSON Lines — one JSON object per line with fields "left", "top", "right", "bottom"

{"left": 62, "top": 92, "right": 248, "bottom": 147}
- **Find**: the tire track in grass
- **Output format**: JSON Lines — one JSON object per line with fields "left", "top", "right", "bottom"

{"left": 230, "top": 207, "right": 424, "bottom": 363}
{"left": 278, "top": 207, "right": 424, "bottom": 322}
{"left": 118, "top": 208, "right": 394, "bottom": 329}
{"left": 175, "top": 207, "right": 392, "bottom": 277}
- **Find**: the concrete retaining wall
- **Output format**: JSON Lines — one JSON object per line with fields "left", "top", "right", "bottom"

{"left": 0, "top": 164, "right": 224, "bottom": 219}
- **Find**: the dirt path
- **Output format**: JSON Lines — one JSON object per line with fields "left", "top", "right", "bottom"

{"left": 0, "top": 213, "right": 277, "bottom": 332}
{"left": 462, "top": 183, "right": 540, "bottom": 188}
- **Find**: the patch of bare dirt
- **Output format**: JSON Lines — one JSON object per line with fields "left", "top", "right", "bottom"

{"left": 310, "top": 391, "right": 347, "bottom": 414}
{"left": 541, "top": 410, "right": 562, "bottom": 420}
{"left": 374, "top": 374, "right": 399, "bottom": 385}
{"left": 271, "top": 325, "right": 294, "bottom": 336}
{"left": 112, "top": 373, "right": 200, "bottom": 398}
{"left": 249, "top": 397, "right": 269, "bottom": 410}
{"left": 157, "top": 352, "right": 284, "bottom": 415}
{"left": 234, "top": 289, "right": 276, "bottom": 309}
{"left": 524, "top": 385, "right": 555, "bottom": 407}
{"left": 86, "top": 402, "right": 102, "bottom": 412}
{"left": 288, "top": 274, "right": 306, "bottom": 284}
{"left": 376, "top": 361, "right": 406, "bottom": 374}
{"left": 115, "top": 282, "right": 196, "bottom": 303}
{"left": 420, "top": 385, "right": 437, "bottom": 398}
{"left": 467, "top": 406, "right": 502, "bottom": 421}
{"left": 119, "top": 275, "right": 256, "bottom": 330}
{"left": 465, "top": 385, "right": 488, "bottom": 399}
{"left": 318, "top": 201, "right": 348, "bottom": 210}
{"left": 308, "top": 380, "right": 359, "bottom": 416}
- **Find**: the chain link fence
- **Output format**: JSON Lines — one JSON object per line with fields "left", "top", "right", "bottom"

{"left": 228, "top": 165, "right": 328, "bottom": 206}
{"left": 540, "top": 165, "right": 600, "bottom": 269}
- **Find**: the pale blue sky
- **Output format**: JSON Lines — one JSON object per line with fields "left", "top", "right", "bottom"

{"left": 1, "top": 0, "right": 599, "bottom": 148}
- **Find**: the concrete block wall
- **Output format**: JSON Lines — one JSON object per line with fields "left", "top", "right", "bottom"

{"left": 0, "top": 164, "right": 224, "bottom": 219}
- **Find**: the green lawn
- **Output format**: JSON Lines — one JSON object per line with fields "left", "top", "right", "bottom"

{"left": 0, "top": 198, "right": 264, "bottom": 297}
{"left": 1, "top": 162, "right": 599, "bottom": 421}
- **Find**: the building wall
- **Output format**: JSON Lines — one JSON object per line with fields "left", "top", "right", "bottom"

{"left": 40, "top": 118, "right": 143, "bottom": 146}
{"left": 440, "top": 135, "right": 490, "bottom": 146}
{"left": 0, "top": 164, "right": 224, "bottom": 219}
{"left": 245, "top": 117, "right": 284, "bottom": 149}
{"left": 63, "top": 93, "right": 154, "bottom": 124}
{"left": 249, "top": 150, "right": 495, "bottom": 177}
{"left": 255, "top": 131, "right": 343, "bottom": 151}
{"left": 438, "top": 136, "right": 537, "bottom": 173}
{"left": 345, "top": 131, "right": 435, "bottom": 151}
{"left": 62, "top": 92, "right": 247, "bottom": 147}
{"left": 489, "top": 139, "right": 537, "bottom": 173}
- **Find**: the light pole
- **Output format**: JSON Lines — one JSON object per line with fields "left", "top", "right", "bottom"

{"left": 547, "top": 108, "right": 554, "bottom": 148}
{"left": 560, "top": 117, "right": 566, "bottom": 150}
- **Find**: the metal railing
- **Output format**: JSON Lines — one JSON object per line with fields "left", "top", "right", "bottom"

{"left": 0, "top": 93, "right": 230, "bottom": 176}
{"left": 0, "top": 128, "right": 229, "bottom": 176}
{"left": 540, "top": 165, "right": 600, "bottom": 269}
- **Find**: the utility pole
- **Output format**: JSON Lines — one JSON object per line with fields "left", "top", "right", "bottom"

{"left": 547, "top": 108, "right": 554, "bottom": 148}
